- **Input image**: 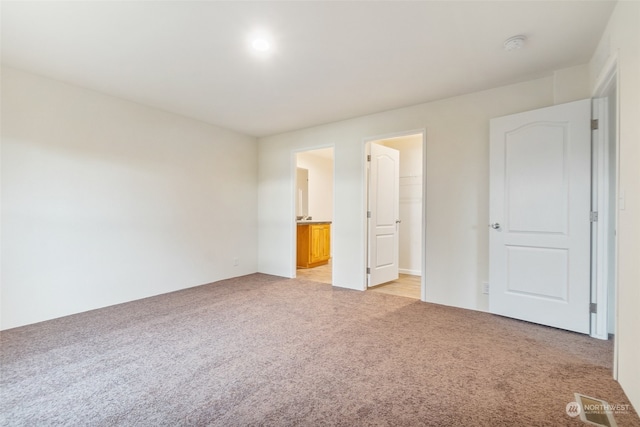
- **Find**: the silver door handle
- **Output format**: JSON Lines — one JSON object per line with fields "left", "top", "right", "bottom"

{"left": 396, "top": 220, "right": 402, "bottom": 224}
{"left": 489, "top": 223, "right": 501, "bottom": 229}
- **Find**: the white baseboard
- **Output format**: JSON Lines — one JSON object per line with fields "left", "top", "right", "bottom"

{"left": 399, "top": 269, "right": 421, "bottom": 276}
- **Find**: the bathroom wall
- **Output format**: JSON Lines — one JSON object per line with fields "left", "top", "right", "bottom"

{"left": 296, "top": 150, "right": 334, "bottom": 222}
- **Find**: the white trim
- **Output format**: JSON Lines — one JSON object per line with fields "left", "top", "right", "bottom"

{"left": 399, "top": 269, "right": 421, "bottom": 276}
{"left": 420, "top": 130, "right": 427, "bottom": 302}
{"left": 362, "top": 141, "right": 370, "bottom": 291}
{"left": 590, "top": 53, "right": 619, "bottom": 379}
{"left": 362, "top": 129, "right": 427, "bottom": 300}
{"left": 590, "top": 97, "right": 610, "bottom": 340}
{"left": 290, "top": 151, "right": 298, "bottom": 279}
{"left": 593, "top": 52, "right": 618, "bottom": 99}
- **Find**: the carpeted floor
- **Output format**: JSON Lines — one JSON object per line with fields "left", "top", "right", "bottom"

{"left": 1, "top": 273, "right": 638, "bottom": 426}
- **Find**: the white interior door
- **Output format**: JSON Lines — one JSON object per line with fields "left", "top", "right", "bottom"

{"left": 368, "top": 143, "right": 400, "bottom": 287}
{"left": 489, "top": 99, "right": 591, "bottom": 334}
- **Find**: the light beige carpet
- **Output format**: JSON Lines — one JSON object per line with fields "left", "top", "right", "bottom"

{"left": 1, "top": 273, "right": 638, "bottom": 426}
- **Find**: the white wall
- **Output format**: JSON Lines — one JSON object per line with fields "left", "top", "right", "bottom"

{"left": 381, "top": 136, "right": 422, "bottom": 275}
{"left": 296, "top": 151, "right": 333, "bottom": 222}
{"left": 553, "top": 64, "right": 590, "bottom": 105}
{"left": 589, "top": 1, "right": 640, "bottom": 411}
{"left": 258, "top": 76, "right": 559, "bottom": 310}
{"left": 1, "top": 67, "right": 258, "bottom": 330}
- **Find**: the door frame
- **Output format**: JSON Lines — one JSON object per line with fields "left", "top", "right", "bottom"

{"left": 590, "top": 54, "right": 619, "bottom": 376}
{"left": 291, "top": 145, "right": 335, "bottom": 281}
{"left": 362, "top": 129, "right": 427, "bottom": 301}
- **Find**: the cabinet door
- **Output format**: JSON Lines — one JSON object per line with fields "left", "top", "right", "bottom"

{"left": 321, "top": 225, "right": 331, "bottom": 260}
{"left": 310, "top": 225, "right": 323, "bottom": 263}
{"left": 296, "top": 224, "right": 310, "bottom": 268}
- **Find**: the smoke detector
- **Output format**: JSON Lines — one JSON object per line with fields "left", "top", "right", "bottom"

{"left": 504, "top": 35, "right": 526, "bottom": 51}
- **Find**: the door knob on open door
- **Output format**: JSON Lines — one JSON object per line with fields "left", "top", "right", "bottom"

{"left": 396, "top": 220, "right": 402, "bottom": 224}
{"left": 489, "top": 223, "right": 501, "bottom": 230}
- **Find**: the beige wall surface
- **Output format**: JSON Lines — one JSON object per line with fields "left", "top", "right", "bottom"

{"left": 1, "top": 67, "right": 258, "bottom": 330}
{"left": 258, "top": 75, "right": 558, "bottom": 308}
{"left": 590, "top": 0, "right": 640, "bottom": 412}
{"left": 296, "top": 150, "right": 334, "bottom": 222}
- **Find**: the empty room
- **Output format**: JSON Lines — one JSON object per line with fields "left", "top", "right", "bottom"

{"left": 1, "top": 1, "right": 639, "bottom": 426}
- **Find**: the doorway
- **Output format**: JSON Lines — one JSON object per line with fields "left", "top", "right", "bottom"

{"left": 365, "top": 131, "right": 425, "bottom": 300}
{"left": 294, "top": 147, "right": 334, "bottom": 284}
{"left": 591, "top": 66, "right": 618, "bottom": 348}
{"left": 488, "top": 89, "right": 619, "bottom": 343}
{"left": 489, "top": 100, "right": 592, "bottom": 334}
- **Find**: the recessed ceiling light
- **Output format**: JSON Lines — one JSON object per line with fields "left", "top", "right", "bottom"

{"left": 504, "top": 35, "right": 526, "bottom": 52}
{"left": 252, "top": 38, "right": 271, "bottom": 52}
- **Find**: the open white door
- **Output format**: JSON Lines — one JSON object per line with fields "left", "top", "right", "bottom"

{"left": 489, "top": 99, "right": 591, "bottom": 334}
{"left": 368, "top": 143, "right": 400, "bottom": 287}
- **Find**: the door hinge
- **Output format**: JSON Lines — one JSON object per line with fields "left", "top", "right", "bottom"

{"left": 590, "top": 303, "right": 597, "bottom": 314}
{"left": 367, "top": 154, "right": 371, "bottom": 162}
{"left": 367, "top": 211, "right": 371, "bottom": 218}
{"left": 591, "top": 119, "right": 599, "bottom": 130}
{"left": 590, "top": 211, "right": 599, "bottom": 222}
{"left": 367, "top": 267, "right": 371, "bottom": 274}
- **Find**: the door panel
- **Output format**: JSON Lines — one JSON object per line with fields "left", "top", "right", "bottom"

{"left": 506, "top": 246, "right": 568, "bottom": 300}
{"left": 489, "top": 99, "right": 591, "bottom": 334}
{"left": 311, "top": 226, "right": 322, "bottom": 263}
{"left": 368, "top": 143, "right": 400, "bottom": 287}
{"left": 506, "top": 124, "right": 568, "bottom": 233}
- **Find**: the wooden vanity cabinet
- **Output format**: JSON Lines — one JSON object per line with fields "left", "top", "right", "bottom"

{"left": 297, "top": 223, "right": 331, "bottom": 268}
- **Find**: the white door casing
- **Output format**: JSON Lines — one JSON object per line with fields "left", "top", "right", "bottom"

{"left": 368, "top": 143, "right": 400, "bottom": 287}
{"left": 591, "top": 97, "right": 609, "bottom": 340}
{"left": 489, "top": 99, "right": 592, "bottom": 334}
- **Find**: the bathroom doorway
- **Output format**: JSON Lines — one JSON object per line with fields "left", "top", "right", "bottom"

{"left": 294, "top": 147, "right": 334, "bottom": 284}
